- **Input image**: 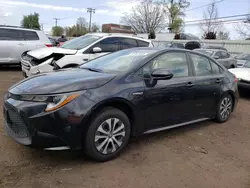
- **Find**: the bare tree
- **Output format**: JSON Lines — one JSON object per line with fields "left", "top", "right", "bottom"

{"left": 200, "top": 0, "right": 222, "bottom": 36}
{"left": 235, "top": 15, "right": 250, "bottom": 39}
{"left": 121, "top": 1, "right": 167, "bottom": 33}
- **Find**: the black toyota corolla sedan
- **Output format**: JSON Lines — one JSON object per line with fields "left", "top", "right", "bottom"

{"left": 3, "top": 48, "right": 239, "bottom": 162}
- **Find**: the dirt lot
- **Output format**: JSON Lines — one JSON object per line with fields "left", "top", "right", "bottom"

{"left": 1, "top": 67, "right": 250, "bottom": 188}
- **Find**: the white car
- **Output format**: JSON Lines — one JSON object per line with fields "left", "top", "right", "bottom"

{"left": 21, "top": 33, "right": 153, "bottom": 77}
{"left": 0, "top": 26, "right": 52, "bottom": 65}
{"left": 229, "top": 61, "right": 250, "bottom": 89}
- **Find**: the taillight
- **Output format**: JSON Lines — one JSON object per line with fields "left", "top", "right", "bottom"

{"left": 234, "top": 76, "right": 238, "bottom": 83}
{"left": 45, "top": 43, "right": 53, "bottom": 47}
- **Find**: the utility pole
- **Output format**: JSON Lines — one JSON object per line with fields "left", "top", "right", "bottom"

{"left": 53, "top": 18, "right": 60, "bottom": 27}
{"left": 87, "top": 8, "right": 95, "bottom": 32}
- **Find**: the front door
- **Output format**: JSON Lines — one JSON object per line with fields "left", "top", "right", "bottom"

{"left": 189, "top": 52, "right": 223, "bottom": 117}
{"left": 143, "top": 51, "right": 196, "bottom": 131}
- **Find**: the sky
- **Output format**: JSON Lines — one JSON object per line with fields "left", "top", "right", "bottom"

{"left": 0, "top": 0, "right": 249, "bottom": 39}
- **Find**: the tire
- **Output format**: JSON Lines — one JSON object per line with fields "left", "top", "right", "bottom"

{"left": 215, "top": 94, "right": 233, "bottom": 123}
{"left": 84, "top": 107, "right": 131, "bottom": 162}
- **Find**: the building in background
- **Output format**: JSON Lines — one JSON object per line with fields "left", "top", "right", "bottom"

{"left": 102, "top": 24, "right": 134, "bottom": 34}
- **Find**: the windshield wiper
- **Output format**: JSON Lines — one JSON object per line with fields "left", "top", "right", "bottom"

{"left": 81, "top": 67, "right": 103, "bottom": 73}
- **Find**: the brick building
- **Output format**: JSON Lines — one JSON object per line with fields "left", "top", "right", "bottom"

{"left": 102, "top": 24, "right": 134, "bottom": 34}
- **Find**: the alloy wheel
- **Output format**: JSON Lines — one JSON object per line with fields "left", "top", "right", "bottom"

{"left": 220, "top": 97, "right": 232, "bottom": 120}
{"left": 94, "top": 118, "right": 126, "bottom": 155}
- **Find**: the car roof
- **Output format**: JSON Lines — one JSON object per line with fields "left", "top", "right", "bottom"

{"left": 0, "top": 25, "right": 41, "bottom": 32}
{"left": 86, "top": 33, "right": 151, "bottom": 43}
{"left": 196, "top": 48, "right": 223, "bottom": 52}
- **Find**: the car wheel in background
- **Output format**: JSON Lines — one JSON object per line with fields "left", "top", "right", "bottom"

{"left": 215, "top": 94, "right": 233, "bottom": 123}
{"left": 84, "top": 107, "right": 131, "bottom": 162}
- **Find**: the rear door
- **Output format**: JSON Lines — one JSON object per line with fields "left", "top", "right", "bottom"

{"left": 0, "top": 28, "right": 27, "bottom": 64}
{"left": 189, "top": 52, "right": 223, "bottom": 118}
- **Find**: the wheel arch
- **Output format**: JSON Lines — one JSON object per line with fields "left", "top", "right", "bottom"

{"left": 224, "top": 90, "right": 236, "bottom": 112}
{"left": 84, "top": 98, "right": 138, "bottom": 137}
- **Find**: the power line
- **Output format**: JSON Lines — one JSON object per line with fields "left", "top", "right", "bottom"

{"left": 184, "top": 0, "right": 225, "bottom": 12}
{"left": 185, "top": 18, "right": 247, "bottom": 26}
{"left": 185, "top": 13, "right": 250, "bottom": 23}
{"left": 87, "top": 8, "right": 95, "bottom": 32}
{"left": 53, "top": 18, "right": 60, "bottom": 26}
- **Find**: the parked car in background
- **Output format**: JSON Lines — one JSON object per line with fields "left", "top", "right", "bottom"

{"left": 0, "top": 26, "right": 52, "bottom": 65}
{"left": 4, "top": 48, "right": 238, "bottom": 162}
{"left": 48, "top": 37, "right": 59, "bottom": 47}
{"left": 21, "top": 33, "right": 153, "bottom": 77}
{"left": 234, "top": 53, "right": 250, "bottom": 67}
{"left": 229, "top": 61, "right": 250, "bottom": 89}
{"left": 194, "top": 49, "right": 237, "bottom": 69}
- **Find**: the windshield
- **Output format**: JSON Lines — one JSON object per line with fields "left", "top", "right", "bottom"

{"left": 61, "top": 35, "right": 101, "bottom": 50}
{"left": 195, "top": 49, "right": 214, "bottom": 56}
{"left": 235, "top": 54, "right": 250, "bottom": 60}
{"left": 80, "top": 49, "right": 157, "bottom": 73}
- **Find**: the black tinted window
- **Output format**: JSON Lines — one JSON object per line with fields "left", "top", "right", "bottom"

{"left": 0, "top": 28, "right": 22, "bottom": 40}
{"left": 144, "top": 52, "right": 189, "bottom": 78}
{"left": 22, "top": 30, "right": 39, "bottom": 40}
{"left": 137, "top": 40, "right": 149, "bottom": 47}
{"left": 210, "top": 60, "right": 221, "bottom": 74}
{"left": 119, "top": 38, "right": 138, "bottom": 49}
{"left": 93, "top": 37, "right": 119, "bottom": 52}
{"left": 191, "top": 53, "right": 212, "bottom": 76}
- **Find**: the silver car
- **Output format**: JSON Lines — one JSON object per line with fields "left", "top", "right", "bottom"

{"left": 234, "top": 53, "right": 250, "bottom": 67}
{"left": 194, "top": 49, "right": 237, "bottom": 69}
{"left": 0, "top": 26, "right": 52, "bottom": 65}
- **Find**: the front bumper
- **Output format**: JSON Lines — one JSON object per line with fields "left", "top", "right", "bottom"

{"left": 3, "top": 95, "right": 95, "bottom": 150}
{"left": 21, "top": 57, "right": 54, "bottom": 77}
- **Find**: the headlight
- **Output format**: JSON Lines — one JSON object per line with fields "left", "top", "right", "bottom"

{"left": 17, "top": 93, "right": 80, "bottom": 112}
{"left": 45, "top": 94, "right": 80, "bottom": 112}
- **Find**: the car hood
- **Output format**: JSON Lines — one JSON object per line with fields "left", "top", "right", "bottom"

{"left": 9, "top": 68, "right": 115, "bottom": 95}
{"left": 27, "top": 47, "right": 77, "bottom": 59}
{"left": 229, "top": 68, "right": 250, "bottom": 81}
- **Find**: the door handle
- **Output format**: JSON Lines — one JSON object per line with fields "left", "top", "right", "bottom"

{"left": 216, "top": 79, "right": 222, "bottom": 83}
{"left": 186, "top": 82, "right": 195, "bottom": 87}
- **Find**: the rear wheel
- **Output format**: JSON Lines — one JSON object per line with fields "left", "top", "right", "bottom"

{"left": 215, "top": 94, "right": 233, "bottom": 123}
{"left": 84, "top": 108, "right": 131, "bottom": 162}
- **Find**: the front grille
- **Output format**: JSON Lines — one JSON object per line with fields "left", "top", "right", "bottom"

{"left": 4, "top": 102, "right": 29, "bottom": 138}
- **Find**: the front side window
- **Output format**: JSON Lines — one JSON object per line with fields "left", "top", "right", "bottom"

{"left": 137, "top": 40, "right": 149, "bottom": 47}
{"left": 191, "top": 53, "right": 212, "bottom": 76}
{"left": 61, "top": 35, "right": 101, "bottom": 50}
{"left": 92, "top": 37, "right": 119, "bottom": 52}
{"left": 0, "top": 28, "right": 22, "bottom": 40}
{"left": 119, "top": 38, "right": 138, "bottom": 50}
{"left": 221, "top": 51, "right": 230, "bottom": 59}
{"left": 143, "top": 52, "right": 189, "bottom": 78}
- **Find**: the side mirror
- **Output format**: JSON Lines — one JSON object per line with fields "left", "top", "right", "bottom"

{"left": 93, "top": 47, "right": 102, "bottom": 53}
{"left": 151, "top": 69, "right": 173, "bottom": 80}
{"left": 213, "top": 55, "right": 220, "bottom": 59}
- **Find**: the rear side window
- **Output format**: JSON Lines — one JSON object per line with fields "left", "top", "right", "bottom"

{"left": 119, "top": 38, "right": 138, "bottom": 50}
{"left": 22, "top": 30, "right": 39, "bottom": 40}
{"left": 0, "top": 28, "right": 22, "bottom": 40}
{"left": 190, "top": 53, "right": 212, "bottom": 76}
{"left": 137, "top": 40, "right": 149, "bottom": 47}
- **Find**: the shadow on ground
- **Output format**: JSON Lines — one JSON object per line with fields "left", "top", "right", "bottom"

{"left": 0, "top": 65, "right": 21, "bottom": 72}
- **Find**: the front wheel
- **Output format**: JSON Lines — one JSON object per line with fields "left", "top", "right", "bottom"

{"left": 215, "top": 94, "right": 233, "bottom": 123}
{"left": 84, "top": 108, "right": 131, "bottom": 162}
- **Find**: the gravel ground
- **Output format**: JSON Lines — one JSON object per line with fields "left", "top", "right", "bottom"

{"left": 0, "top": 67, "right": 250, "bottom": 188}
